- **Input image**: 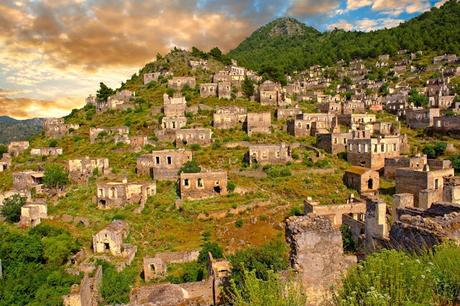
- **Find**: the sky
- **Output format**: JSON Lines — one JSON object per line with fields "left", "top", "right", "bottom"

{"left": 0, "top": 0, "right": 448, "bottom": 119}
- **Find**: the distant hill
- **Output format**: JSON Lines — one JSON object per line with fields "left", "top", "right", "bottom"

{"left": 0, "top": 117, "right": 43, "bottom": 144}
{"left": 229, "top": 0, "right": 460, "bottom": 73}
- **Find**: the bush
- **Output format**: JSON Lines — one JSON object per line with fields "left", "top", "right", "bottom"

{"left": 0, "top": 144, "right": 8, "bottom": 155}
{"left": 48, "top": 139, "right": 58, "bottom": 147}
{"left": 340, "top": 224, "right": 356, "bottom": 253}
{"left": 449, "top": 155, "right": 460, "bottom": 173}
{"left": 198, "top": 241, "right": 223, "bottom": 264}
{"left": 422, "top": 142, "right": 447, "bottom": 158}
{"left": 289, "top": 206, "right": 303, "bottom": 216}
{"left": 227, "top": 181, "right": 236, "bottom": 193}
{"left": 43, "top": 163, "right": 69, "bottom": 189}
{"left": 227, "top": 269, "right": 307, "bottom": 306}
{"left": 235, "top": 219, "right": 244, "bottom": 228}
{"left": 190, "top": 144, "right": 201, "bottom": 151}
{"left": 1, "top": 194, "right": 26, "bottom": 222}
{"left": 179, "top": 160, "right": 201, "bottom": 174}
{"left": 263, "top": 165, "right": 291, "bottom": 178}
{"left": 166, "top": 262, "right": 206, "bottom": 284}
{"left": 100, "top": 261, "right": 136, "bottom": 304}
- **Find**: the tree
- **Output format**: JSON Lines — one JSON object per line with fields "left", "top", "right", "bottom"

{"left": 242, "top": 77, "right": 255, "bottom": 98}
{"left": 0, "top": 144, "right": 7, "bottom": 156}
{"left": 48, "top": 139, "right": 58, "bottom": 147}
{"left": 43, "top": 164, "right": 69, "bottom": 189}
{"left": 198, "top": 241, "right": 223, "bottom": 264}
{"left": 409, "top": 89, "right": 429, "bottom": 107}
{"left": 191, "top": 46, "right": 208, "bottom": 59}
{"left": 96, "top": 82, "right": 114, "bottom": 102}
{"left": 179, "top": 160, "right": 201, "bottom": 174}
{"left": 1, "top": 194, "right": 26, "bottom": 222}
{"left": 209, "top": 47, "right": 223, "bottom": 60}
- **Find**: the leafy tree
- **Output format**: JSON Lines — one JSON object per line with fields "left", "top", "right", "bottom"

{"left": 96, "top": 82, "right": 114, "bottom": 102}
{"left": 449, "top": 155, "right": 460, "bottom": 173}
{"left": 179, "top": 160, "right": 201, "bottom": 173}
{"left": 409, "top": 89, "right": 429, "bottom": 107}
{"left": 242, "top": 77, "right": 255, "bottom": 98}
{"left": 423, "top": 142, "right": 447, "bottom": 158}
{"left": 1, "top": 194, "right": 26, "bottom": 222}
{"left": 198, "top": 241, "right": 224, "bottom": 264}
{"left": 43, "top": 163, "right": 69, "bottom": 189}
{"left": 209, "top": 47, "right": 223, "bottom": 60}
{"left": 191, "top": 46, "right": 208, "bottom": 59}
{"left": 0, "top": 144, "right": 7, "bottom": 155}
{"left": 100, "top": 261, "right": 136, "bottom": 304}
{"left": 48, "top": 139, "right": 58, "bottom": 147}
{"left": 227, "top": 180, "right": 236, "bottom": 193}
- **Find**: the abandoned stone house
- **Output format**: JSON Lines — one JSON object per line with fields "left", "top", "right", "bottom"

{"left": 13, "top": 171, "right": 44, "bottom": 193}
{"left": 338, "top": 113, "right": 376, "bottom": 129}
{"left": 246, "top": 112, "right": 271, "bottom": 136}
{"left": 163, "top": 93, "right": 186, "bottom": 117}
{"left": 248, "top": 143, "right": 292, "bottom": 165}
{"left": 318, "top": 102, "right": 342, "bottom": 114}
{"left": 168, "top": 77, "right": 196, "bottom": 89}
{"left": 344, "top": 166, "right": 380, "bottom": 194}
{"left": 143, "top": 250, "right": 199, "bottom": 281}
{"left": 128, "top": 135, "right": 149, "bottom": 150}
{"left": 342, "top": 101, "right": 366, "bottom": 115}
{"left": 395, "top": 162, "right": 455, "bottom": 209}
{"left": 213, "top": 106, "right": 247, "bottom": 129}
{"left": 136, "top": 149, "right": 193, "bottom": 180}
{"left": 432, "top": 115, "right": 460, "bottom": 136}
{"left": 85, "top": 94, "right": 96, "bottom": 106}
{"left": 276, "top": 107, "right": 302, "bottom": 120}
{"left": 189, "top": 59, "right": 208, "bottom": 70}
{"left": 287, "top": 113, "right": 338, "bottom": 137}
{"left": 43, "top": 118, "right": 79, "bottom": 138}
{"left": 175, "top": 128, "right": 213, "bottom": 147}
{"left": 368, "top": 121, "right": 400, "bottom": 136}
{"left": 97, "top": 90, "right": 134, "bottom": 112}
{"left": 68, "top": 157, "right": 110, "bottom": 183}
{"left": 143, "top": 72, "right": 161, "bottom": 84}
{"left": 217, "top": 81, "right": 232, "bottom": 99}
{"left": 92, "top": 220, "right": 137, "bottom": 263}
{"left": 89, "top": 126, "right": 130, "bottom": 144}
{"left": 95, "top": 179, "right": 156, "bottom": 209}
{"left": 8, "top": 141, "right": 29, "bottom": 157}
{"left": 30, "top": 147, "right": 63, "bottom": 156}
{"left": 258, "top": 80, "right": 282, "bottom": 106}
{"left": 316, "top": 132, "right": 353, "bottom": 154}
{"left": 347, "top": 135, "right": 401, "bottom": 170}
{"left": 161, "top": 116, "right": 187, "bottom": 130}
{"left": 405, "top": 108, "right": 441, "bottom": 129}
{"left": 179, "top": 171, "right": 228, "bottom": 200}
{"left": 384, "top": 155, "right": 427, "bottom": 179}
{"left": 19, "top": 201, "right": 47, "bottom": 228}
{"left": 200, "top": 83, "right": 217, "bottom": 98}
{"left": 433, "top": 54, "right": 457, "bottom": 64}
{"left": 304, "top": 195, "right": 366, "bottom": 226}
{"left": 429, "top": 94, "right": 455, "bottom": 109}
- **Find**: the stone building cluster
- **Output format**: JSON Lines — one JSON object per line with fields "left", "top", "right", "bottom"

{"left": 43, "top": 118, "right": 80, "bottom": 138}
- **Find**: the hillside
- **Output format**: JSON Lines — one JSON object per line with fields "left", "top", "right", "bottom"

{"left": 0, "top": 116, "right": 43, "bottom": 144}
{"left": 229, "top": 0, "right": 460, "bottom": 72}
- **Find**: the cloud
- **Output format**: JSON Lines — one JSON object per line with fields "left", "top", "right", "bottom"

{"left": 347, "top": 0, "right": 432, "bottom": 15}
{"left": 354, "top": 17, "right": 404, "bottom": 31}
{"left": 287, "top": 0, "right": 341, "bottom": 17}
{"left": 0, "top": 88, "right": 81, "bottom": 119}
{"left": 327, "top": 20, "right": 353, "bottom": 31}
{"left": 435, "top": 0, "right": 448, "bottom": 8}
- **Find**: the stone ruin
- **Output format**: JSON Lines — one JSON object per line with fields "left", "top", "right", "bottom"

{"left": 94, "top": 178, "right": 156, "bottom": 210}
{"left": 8, "top": 141, "right": 29, "bottom": 157}
{"left": 285, "top": 215, "right": 357, "bottom": 301}
{"left": 316, "top": 132, "right": 353, "bottom": 154}
{"left": 92, "top": 220, "right": 137, "bottom": 268}
{"left": 68, "top": 157, "right": 110, "bottom": 183}
{"left": 43, "top": 118, "right": 79, "bottom": 138}
{"left": 175, "top": 128, "right": 213, "bottom": 147}
{"left": 384, "top": 154, "right": 428, "bottom": 179}
{"left": 287, "top": 113, "right": 338, "bottom": 137}
{"left": 168, "top": 76, "right": 196, "bottom": 90}
{"left": 13, "top": 170, "right": 45, "bottom": 193}
{"left": 89, "top": 126, "right": 130, "bottom": 144}
{"left": 347, "top": 135, "right": 401, "bottom": 170}
{"left": 0, "top": 154, "right": 11, "bottom": 172}
{"left": 248, "top": 143, "right": 292, "bottom": 165}
{"left": 276, "top": 107, "right": 302, "bottom": 120}
{"left": 97, "top": 90, "right": 134, "bottom": 113}
{"left": 246, "top": 112, "right": 271, "bottom": 136}
{"left": 63, "top": 265, "right": 102, "bottom": 306}
{"left": 213, "top": 106, "right": 247, "bottom": 130}
{"left": 144, "top": 72, "right": 161, "bottom": 84}
{"left": 30, "top": 147, "right": 63, "bottom": 157}
{"left": 143, "top": 250, "right": 200, "bottom": 281}
{"left": 136, "top": 149, "right": 193, "bottom": 180}
{"left": 163, "top": 93, "right": 186, "bottom": 117}
{"left": 179, "top": 171, "right": 228, "bottom": 200}
{"left": 343, "top": 166, "right": 380, "bottom": 194}
{"left": 19, "top": 199, "right": 48, "bottom": 228}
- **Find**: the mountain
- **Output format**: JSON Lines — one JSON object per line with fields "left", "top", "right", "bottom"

{"left": 229, "top": 0, "right": 460, "bottom": 73}
{"left": 0, "top": 117, "right": 43, "bottom": 144}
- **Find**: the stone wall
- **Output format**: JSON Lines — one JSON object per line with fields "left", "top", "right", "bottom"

{"left": 179, "top": 171, "right": 228, "bottom": 200}
{"left": 248, "top": 143, "right": 292, "bottom": 165}
{"left": 247, "top": 112, "right": 271, "bottom": 135}
{"left": 316, "top": 132, "right": 352, "bottom": 154}
{"left": 175, "top": 128, "right": 212, "bottom": 147}
{"left": 136, "top": 149, "right": 192, "bottom": 180}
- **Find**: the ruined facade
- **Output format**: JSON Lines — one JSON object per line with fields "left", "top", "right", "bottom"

{"left": 347, "top": 135, "right": 400, "bottom": 170}
{"left": 144, "top": 72, "right": 161, "bottom": 84}
{"left": 338, "top": 113, "right": 376, "bottom": 129}
{"left": 200, "top": 83, "right": 217, "bottom": 98}
{"left": 97, "top": 90, "right": 134, "bottom": 112}
{"left": 43, "top": 118, "right": 79, "bottom": 138}
{"left": 432, "top": 115, "right": 460, "bottom": 136}
{"left": 405, "top": 108, "right": 441, "bottom": 129}
{"left": 63, "top": 266, "right": 102, "bottom": 306}
{"left": 276, "top": 107, "right": 302, "bottom": 120}
{"left": 304, "top": 195, "right": 366, "bottom": 226}
{"left": 258, "top": 80, "right": 282, "bottom": 105}
{"left": 344, "top": 166, "right": 380, "bottom": 194}
{"left": 316, "top": 132, "right": 353, "bottom": 154}
{"left": 68, "top": 157, "right": 110, "bottom": 183}
{"left": 246, "top": 112, "right": 271, "bottom": 136}
{"left": 287, "top": 113, "right": 338, "bottom": 137}
{"left": 179, "top": 171, "right": 228, "bottom": 200}
{"left": 163, "top": 93, "right": 186, "bottom": 117}
{"left": 89, "top": 127, "right": 130, "bottom": 144}
{"left": 19, "top": 201, "right": 48, "bottom": 228}
{"left": 248, "top": 143, "right": 292, "bottom": 165}
{"left": 8, "top": 141, "right": 29, "bottom": 157}
{"left": 384, "top": 155, "right": 427, "bottom": 179}
{"left": 0, "top": 154, "right": 11, "bottom": 172}
{"left": 95, "top": 179, "right": 156, "bottom": 209}
{"left": 168, "top": 77, "right": 196, "bottom": 90}
{"left": 136, "top": 149, "right": 192, "bottom": 180}
{"left": 213, "top": 106, "right": 247, "bottom": 130}
{"left": 13, "top": 171, "right": 44, "bottom": 193}
{"left": 175, "top": 128, "right": 213, "bottom": 147}
{"left": 30, "top": 147, "right": 63, "bottom": 156}
{"left": 161, "top": 116, "right": 187, "bottom": 130}
{"left": 143, "top": 251, "right": 199, "bottom": 281}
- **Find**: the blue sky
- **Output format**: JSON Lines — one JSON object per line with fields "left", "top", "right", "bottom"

{"left": 0, "top": 0, "right": 449, "bottom": 118}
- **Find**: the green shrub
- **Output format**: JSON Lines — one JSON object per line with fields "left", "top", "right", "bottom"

{"left": 1, "top": 194, "right": 26, "bottom": 222}
{"left": 289, "top": 206, "right": 303, "bottom": 217}
{"left": 100, "top": 261, "right": 136, "bottom": 304}
{"left": 198, "top": 241, "right": 223, "bottom": 264}
{"left": 422, "top": 142, "right": 447, "bottom": 158}
{"left": 190, "top": 144, "right": 201, "bottom": 151}
{"left": 227, "top": 181, "right": 236, "bottom": 193}
{"left": 227, "top": 269, "right": 307, "bottom": 306}
{"left": 0, "top": 144, "right": 8, "bottom": 155}
{"left": 179, "top": 160, "right": 201, "bottom": 173}
{"left": 48, "top": 139, "right": 58, "bottom": 147}
{"left": 43, "top": 163, "right": 69, "bottom": 189}
{"left": 235, "top": 219, "right": 244, "bottom": 228}
{"left": 166, "top": 262, "right": 206, "bottom": 284}
{"left": 340, "top": 224, "right": 356, "bottom": 253}
{"left": 263, "top": 165, "right": 291, "bottom": 178}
